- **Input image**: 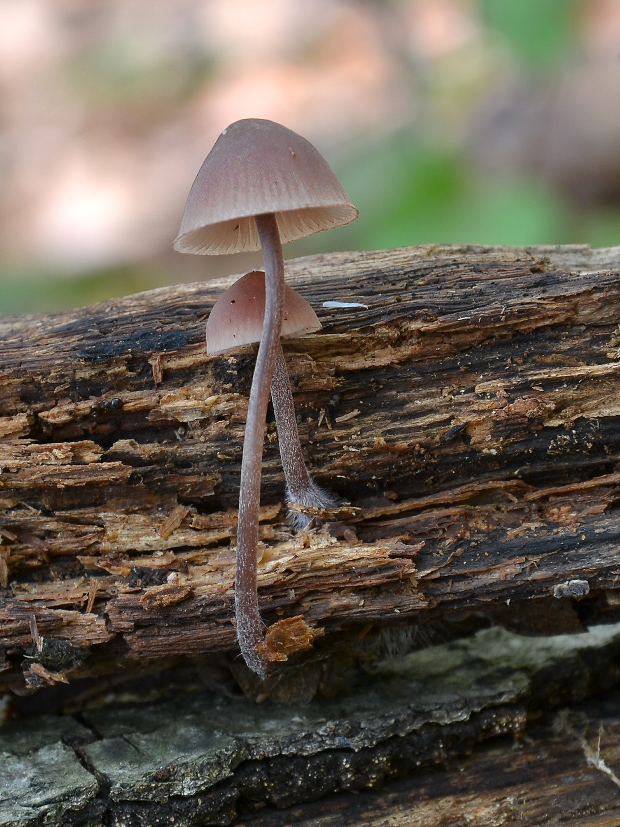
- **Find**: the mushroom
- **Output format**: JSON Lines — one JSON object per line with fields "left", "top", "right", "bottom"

{"left": 174, "top": 119, "right": 358, "bottom": 677}
{"left": 206, "top": 270, "right": 338, "bottom": 526}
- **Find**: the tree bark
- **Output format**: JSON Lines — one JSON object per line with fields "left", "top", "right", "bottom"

{"left": 4, "top": 624, "right": 620, "bottom": 827}
{"left": 2, "top": 243, "right": 620, "bottom": 694}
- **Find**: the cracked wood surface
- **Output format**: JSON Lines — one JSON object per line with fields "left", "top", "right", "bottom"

{"left": 2, "top": 243, "right": 620, "bottom": 692}
{"left": 238, "top": 694, "right": 620, "bottom": 827}
{"left": 3, "top": 625, "right": 620, "bottom": 827}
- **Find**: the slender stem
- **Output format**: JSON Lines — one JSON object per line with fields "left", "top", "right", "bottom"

{"left": 235, "top": 212, "right": 284, "bottom": 677}
{"left": 271, "top": 344, "right": 338, "bottom": 527}
{"left": 270, "top": 344, "right": 315, "bottom": 500}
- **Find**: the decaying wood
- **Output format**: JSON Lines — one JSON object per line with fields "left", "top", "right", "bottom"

{"left": 2, "top": 243, "right": 620, "bottom": 693}
{"left": 3, "top": 624, "right": 620, "bottom": 827}
{"left": 239, "top": 696, "right": 620, "bottom": 827}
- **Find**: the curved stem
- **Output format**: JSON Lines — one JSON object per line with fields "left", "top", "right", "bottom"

{"left": 271, "top": 344, "right": 338, "bottom": 527}
{"left": 235, "top": 212, "right": 284, "bottom": 677}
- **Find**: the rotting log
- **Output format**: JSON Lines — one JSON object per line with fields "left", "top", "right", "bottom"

{"left": 3, "top": 625, "right": 620, "bottom": 826}
{"left": 236, "top": 689, "right": 620, "bottom": 827}
{"left": 2, "top": 243, "right": 620, "bottom": 695}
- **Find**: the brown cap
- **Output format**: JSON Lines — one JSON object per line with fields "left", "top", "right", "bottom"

{"left": 174, "top": 118, "right": 358, "bottom": 255}
{"left": 206, "top": 270, "right": 321, "bottom": 356}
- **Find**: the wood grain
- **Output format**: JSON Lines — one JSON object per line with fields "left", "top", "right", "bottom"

{"left": 2, "top": 244, "right": 620, "bottom": 692}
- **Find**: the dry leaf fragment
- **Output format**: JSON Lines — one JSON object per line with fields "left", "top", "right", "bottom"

{"left": 255, "top": 615, "right": 324, "bottom": 663}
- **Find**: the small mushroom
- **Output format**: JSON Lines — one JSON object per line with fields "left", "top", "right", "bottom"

{"left": 174, "top": 119, "right": 357, "bottom": 677}
{"left": 206, "top": 270, "right": 338, "bottom": 526}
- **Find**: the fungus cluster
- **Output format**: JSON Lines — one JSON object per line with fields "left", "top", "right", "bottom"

{"left": 174, "top": 118, "right": 358, "bottom": 676}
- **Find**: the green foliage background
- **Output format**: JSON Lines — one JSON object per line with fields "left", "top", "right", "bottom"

{"left": 2, "top": 0, "right": 618, "bottom": 314}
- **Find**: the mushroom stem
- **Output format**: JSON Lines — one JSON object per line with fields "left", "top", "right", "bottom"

{"left": 271, "top": 344, "right": 338, "bottom": 527}
{"left": 235, "top": 212, "right": 285, "bottom": 678}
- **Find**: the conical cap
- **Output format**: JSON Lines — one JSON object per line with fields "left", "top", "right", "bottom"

{"left": 206, "top": 270, "right": 321, "bottom": 355}
{"left": 174, "top": 119, "right": 358, "bottom": 255}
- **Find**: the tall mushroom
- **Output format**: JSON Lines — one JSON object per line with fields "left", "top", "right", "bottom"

{"left": 174, "top": 119, "right": 358, "bottom": 677}
{"left": 206, "top": 270, "right": 338, "bottom": 525}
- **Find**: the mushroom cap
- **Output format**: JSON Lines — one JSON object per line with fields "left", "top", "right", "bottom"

{"left": 206, "top": 270, "right": 322, "bottom": 356}
{"left": 174, "top": 118, "right": 358, "bottom": 255}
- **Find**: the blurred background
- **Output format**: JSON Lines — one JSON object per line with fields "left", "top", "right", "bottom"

{"left": 1, "top": 0, "right": 620, "bottom": 314}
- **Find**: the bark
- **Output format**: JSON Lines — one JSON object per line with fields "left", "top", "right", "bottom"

{"left": 3, "top": 624, "right": 620, "bottom": 826}
{"left": 2, "top": 243, "right": 620, "bottom": 694}
{"left": 238, "top": 690, "right": 620, "bottom": 827}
